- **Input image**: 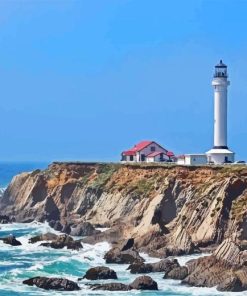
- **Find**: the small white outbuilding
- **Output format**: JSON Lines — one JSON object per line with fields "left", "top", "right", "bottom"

{"left": 177, "top": 154, "right": 207, "bottom": 166}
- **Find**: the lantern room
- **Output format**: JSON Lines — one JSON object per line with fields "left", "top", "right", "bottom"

{"left": 214, "top": 60, "right": 228, "bottom": 78}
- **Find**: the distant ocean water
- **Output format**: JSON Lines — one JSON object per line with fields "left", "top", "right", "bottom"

{"left": 0, "top": 161, "right": 49, "bottom": 188}
{"left": 0, "top": 162, "right": 247, "bottom": 295}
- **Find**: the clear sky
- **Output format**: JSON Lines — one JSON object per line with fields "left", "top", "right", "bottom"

{"left": 0, "top": 0, "right": 246, "bottom": 162}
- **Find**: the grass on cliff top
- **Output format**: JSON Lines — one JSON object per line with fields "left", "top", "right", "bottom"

{"left": 88, "top": 164, "right": 120, "bottom": 190}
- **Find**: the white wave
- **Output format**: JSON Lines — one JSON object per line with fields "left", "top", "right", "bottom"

{"left": 3, "top": 222, "right": 247, "bottom": 295}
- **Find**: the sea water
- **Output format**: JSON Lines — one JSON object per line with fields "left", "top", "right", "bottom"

{"left": 0, "top": 162, "right": 247, "bottom": 296}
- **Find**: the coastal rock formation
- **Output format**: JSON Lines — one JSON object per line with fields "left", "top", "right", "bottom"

{"left": 164, "top": 266, "right": 188, "bottom": 280}
{"left": 82, "top": 266, "right": 117, "bottom": 280}
{"left": 70, "top": 222, "right": 100, "bottom": 237}
{"left": 40, "top": 234, "right": 82, "bottom": 250}
{"left": 29, "top": 233, "right": 82, "bottom": 250}
{"left": 182, "top": 239, "right": 247, "bottom": 291}
{"left": 129, "top": 276, "right": 158, "bottom": 290}
{"left": 90, "top": 283, "right": 130, "bottom": 291}
{"left": 104, "top": 247, "right": 144, "bottom": 264}
{"left": 127, "top": 258, "right": 179, "bottom": 274}
{"left": 1, "top": 162, "right": 247, "bottom": 290}
{"left": 23, "top": 277, "right": 80, "bottom": 291}
{"left": 90, "top": 276, "right": 158, "bottom": 291}
{"left": 0, "top": 235, "right": 22, "bottom": 246}
{"left": 29, "top": 232, "right": 58, "bottom": 243}
{"left": 2, "top": 162, "right": 247, "bottom": 255}
{"left": 0, "top": 215, "right": 15, "bottom": 224}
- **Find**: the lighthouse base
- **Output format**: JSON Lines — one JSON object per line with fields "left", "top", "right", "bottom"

{"left": 206, "top": 148, "right": 235, "bottom": 164}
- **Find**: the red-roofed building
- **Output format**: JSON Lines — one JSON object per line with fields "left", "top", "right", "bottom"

{"left": 121, "top": 141, "right": 174, "bottom": 163}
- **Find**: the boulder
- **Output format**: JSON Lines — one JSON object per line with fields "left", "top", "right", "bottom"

{"left": 70, "top": 222, "right": 100, "bottom": 237}
{"left": 128, "top": 258, "right": 180, "bottom": 274}
{"left": 129, "top": 276, "right": 158, "bottom": 290}
{"left": 90, "top": 276, "right": 158, "bottom": 291}
{"left": 91, "top": 283, "right": 130, "bottom": 291}
{"left": 29, "top": 233, "right": 58, "bottom": 244}
{"left": 104, "top": 248, "right": 144, "bottom": 264}
{"left": 23, "top": 277, "right": 80, "bottom": 291}
{"left": 0, "top": 235, "right": 21, "bottom": 246}
{"left": 82, "top": 266, "right": 117, "bottom": 280}
{"left": 38, "top": 234, "right": 82, "bottom": 250}
{"left": 164, "top": 266, "right": 188, "bottom": 280}
{"left": 217, "top": 276, "right": 243, "bottom": 292}
{"left": 0, "top": 215, "right": 14, "bottom": 224}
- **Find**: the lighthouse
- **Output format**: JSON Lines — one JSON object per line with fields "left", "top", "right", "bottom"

{"left": 206, "top": 60, "right": 235, "bottom": 164}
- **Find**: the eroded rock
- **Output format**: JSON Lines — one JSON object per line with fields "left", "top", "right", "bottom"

{"left": 104, "top": 248, "right": 144, "bottom": 264}
{"left": 70, "top": 222, "right": 100, "bottom": 237}
{"left": 23, "top": 277, "right": 80, "bottom": 291}
{"left": 0, "top": 235, "right": 21, "bottom": 246}
{"left": 128, "top": 258, "right": 180, "bottom": 274}
{"left": 164, "top": 266, "right": 188, "bottom": 280}
{"left": 82, "top": 266, "right": 117, "bottom": 280}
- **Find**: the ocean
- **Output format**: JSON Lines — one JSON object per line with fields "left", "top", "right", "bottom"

{"left": 0, "top": 162, "right": 246, "bottom": 296}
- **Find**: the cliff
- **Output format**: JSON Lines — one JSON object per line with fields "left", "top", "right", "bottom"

{"left": 1, "top": 162, "right": 247, "bottom": 256}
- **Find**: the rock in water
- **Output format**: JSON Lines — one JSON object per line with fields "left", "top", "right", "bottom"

{"left": 128, "top": 259, "right": 180, "bottom": 274}
{"left": 217, "top": 276, "right": 243, "bottom": 292}
{"left": 35, "top": 234, "right": 83, "bottom": 250}
{"left": 90, "top": 276, "right": 158, "bottom": 291}
{"left": 104, "top": 248, "right": 144, "bottom": 264}
{"left": 70, "top": 222, "right": 100, "bottom": 236}
{"left": 23, "top": 277, "right": 80, "bottom": 291}
{"left": 164, "top": 266, "right": 188, "bottom": 280}
{"left": 0, "top": 235, "right": 21, "bottom": 246}
{"left": 82, "top": 266, "right": 117, "bottom": 280}
{"left": 129, "top": 276, "right": 158, "bottom": 290}
{"left": 0, "top": 215, "right": 14, "bottom": 224}
{"left": 29, "top": 232, "right": 58, "bottom": 244}
{"left": 41, "top": 234, "right": 82, "bottom": 250}
{"left": 91, "top": 283, "right": 130, "bottom": 291}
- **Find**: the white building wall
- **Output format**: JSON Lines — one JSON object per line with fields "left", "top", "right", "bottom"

{"left": 177, "top": 158, "right": 185, "bottom": 165}
{"left": 177, "top": 155, "right": 207, "bottom": 165}
{"left": 138, "top": 143, "right": 167, "bottom": 161}
{"left": 125, "top": 155, "right": 137, "bottom": 162}
{"left": 146, "top": 156, "right": 155, "bottom": 163}
{"left": 207, "top": 153, "right": 234, "bottom": 164}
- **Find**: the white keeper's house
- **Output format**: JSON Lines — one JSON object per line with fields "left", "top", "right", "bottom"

{"left": 121, "top": 140, "right": 174, "bottom": 163}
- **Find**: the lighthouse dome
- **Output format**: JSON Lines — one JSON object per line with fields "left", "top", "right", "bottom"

{"left": 215, "top": 60, "right": 227, "bottom": 68}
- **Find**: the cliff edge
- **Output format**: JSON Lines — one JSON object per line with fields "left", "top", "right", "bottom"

{"left": 1, "top": 162, "right": 247, "bottom": 256}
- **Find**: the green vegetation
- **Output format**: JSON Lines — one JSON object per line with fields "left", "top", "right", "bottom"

{"left": 89, "top": 164, "right": 120, "bottom": 190}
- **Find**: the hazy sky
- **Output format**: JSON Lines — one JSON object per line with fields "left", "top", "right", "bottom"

{"left": 0, "top": 0, "right": 246, "bottom": 161}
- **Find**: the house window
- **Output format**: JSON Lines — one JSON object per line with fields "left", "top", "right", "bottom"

{"left": 130, "top": 155, "right": 134, "bottom": 161}
{"left": 141, "top": 154, "right": 146, "bottom": 161}
{"left": 151, "top": 146, "right": 155, "bottom": 152}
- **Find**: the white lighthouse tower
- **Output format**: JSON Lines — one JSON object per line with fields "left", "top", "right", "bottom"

{"left": 206, "top": 60, "right": 235, "bottom": 164}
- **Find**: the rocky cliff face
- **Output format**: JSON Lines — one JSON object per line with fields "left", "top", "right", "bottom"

{"left": 1, "top": 162, "right": 247, "bottom": 254}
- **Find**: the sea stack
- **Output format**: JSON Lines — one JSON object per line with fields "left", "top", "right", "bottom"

{"left": 206, "top": 60, "right": 235, "bottom": 164}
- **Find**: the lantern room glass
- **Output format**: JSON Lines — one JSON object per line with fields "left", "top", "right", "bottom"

{"left": 214, "top": 67, "right": 227, "bottom": 78}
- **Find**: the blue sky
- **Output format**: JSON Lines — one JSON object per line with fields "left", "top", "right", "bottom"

{"left": 0, "top": 0, "right": 246, "bottom": 161}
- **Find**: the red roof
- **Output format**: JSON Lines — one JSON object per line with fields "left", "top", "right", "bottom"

{"left": 131, "top": 141, "right": 153, "bottom": 152}
{"left": 122, "top": 141, "right": 173, "bottom": 157}
{"left": 122, "top": 141, "right": 152, "bottom": 156}
{"left": 167, "top": 151, "right": 174, "bottom": 157}
{"left": 122, "top": 150, "right": 136, "bottom": 156}
{"left": 147, "top": 151, "right": 164, "bottom": 157}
